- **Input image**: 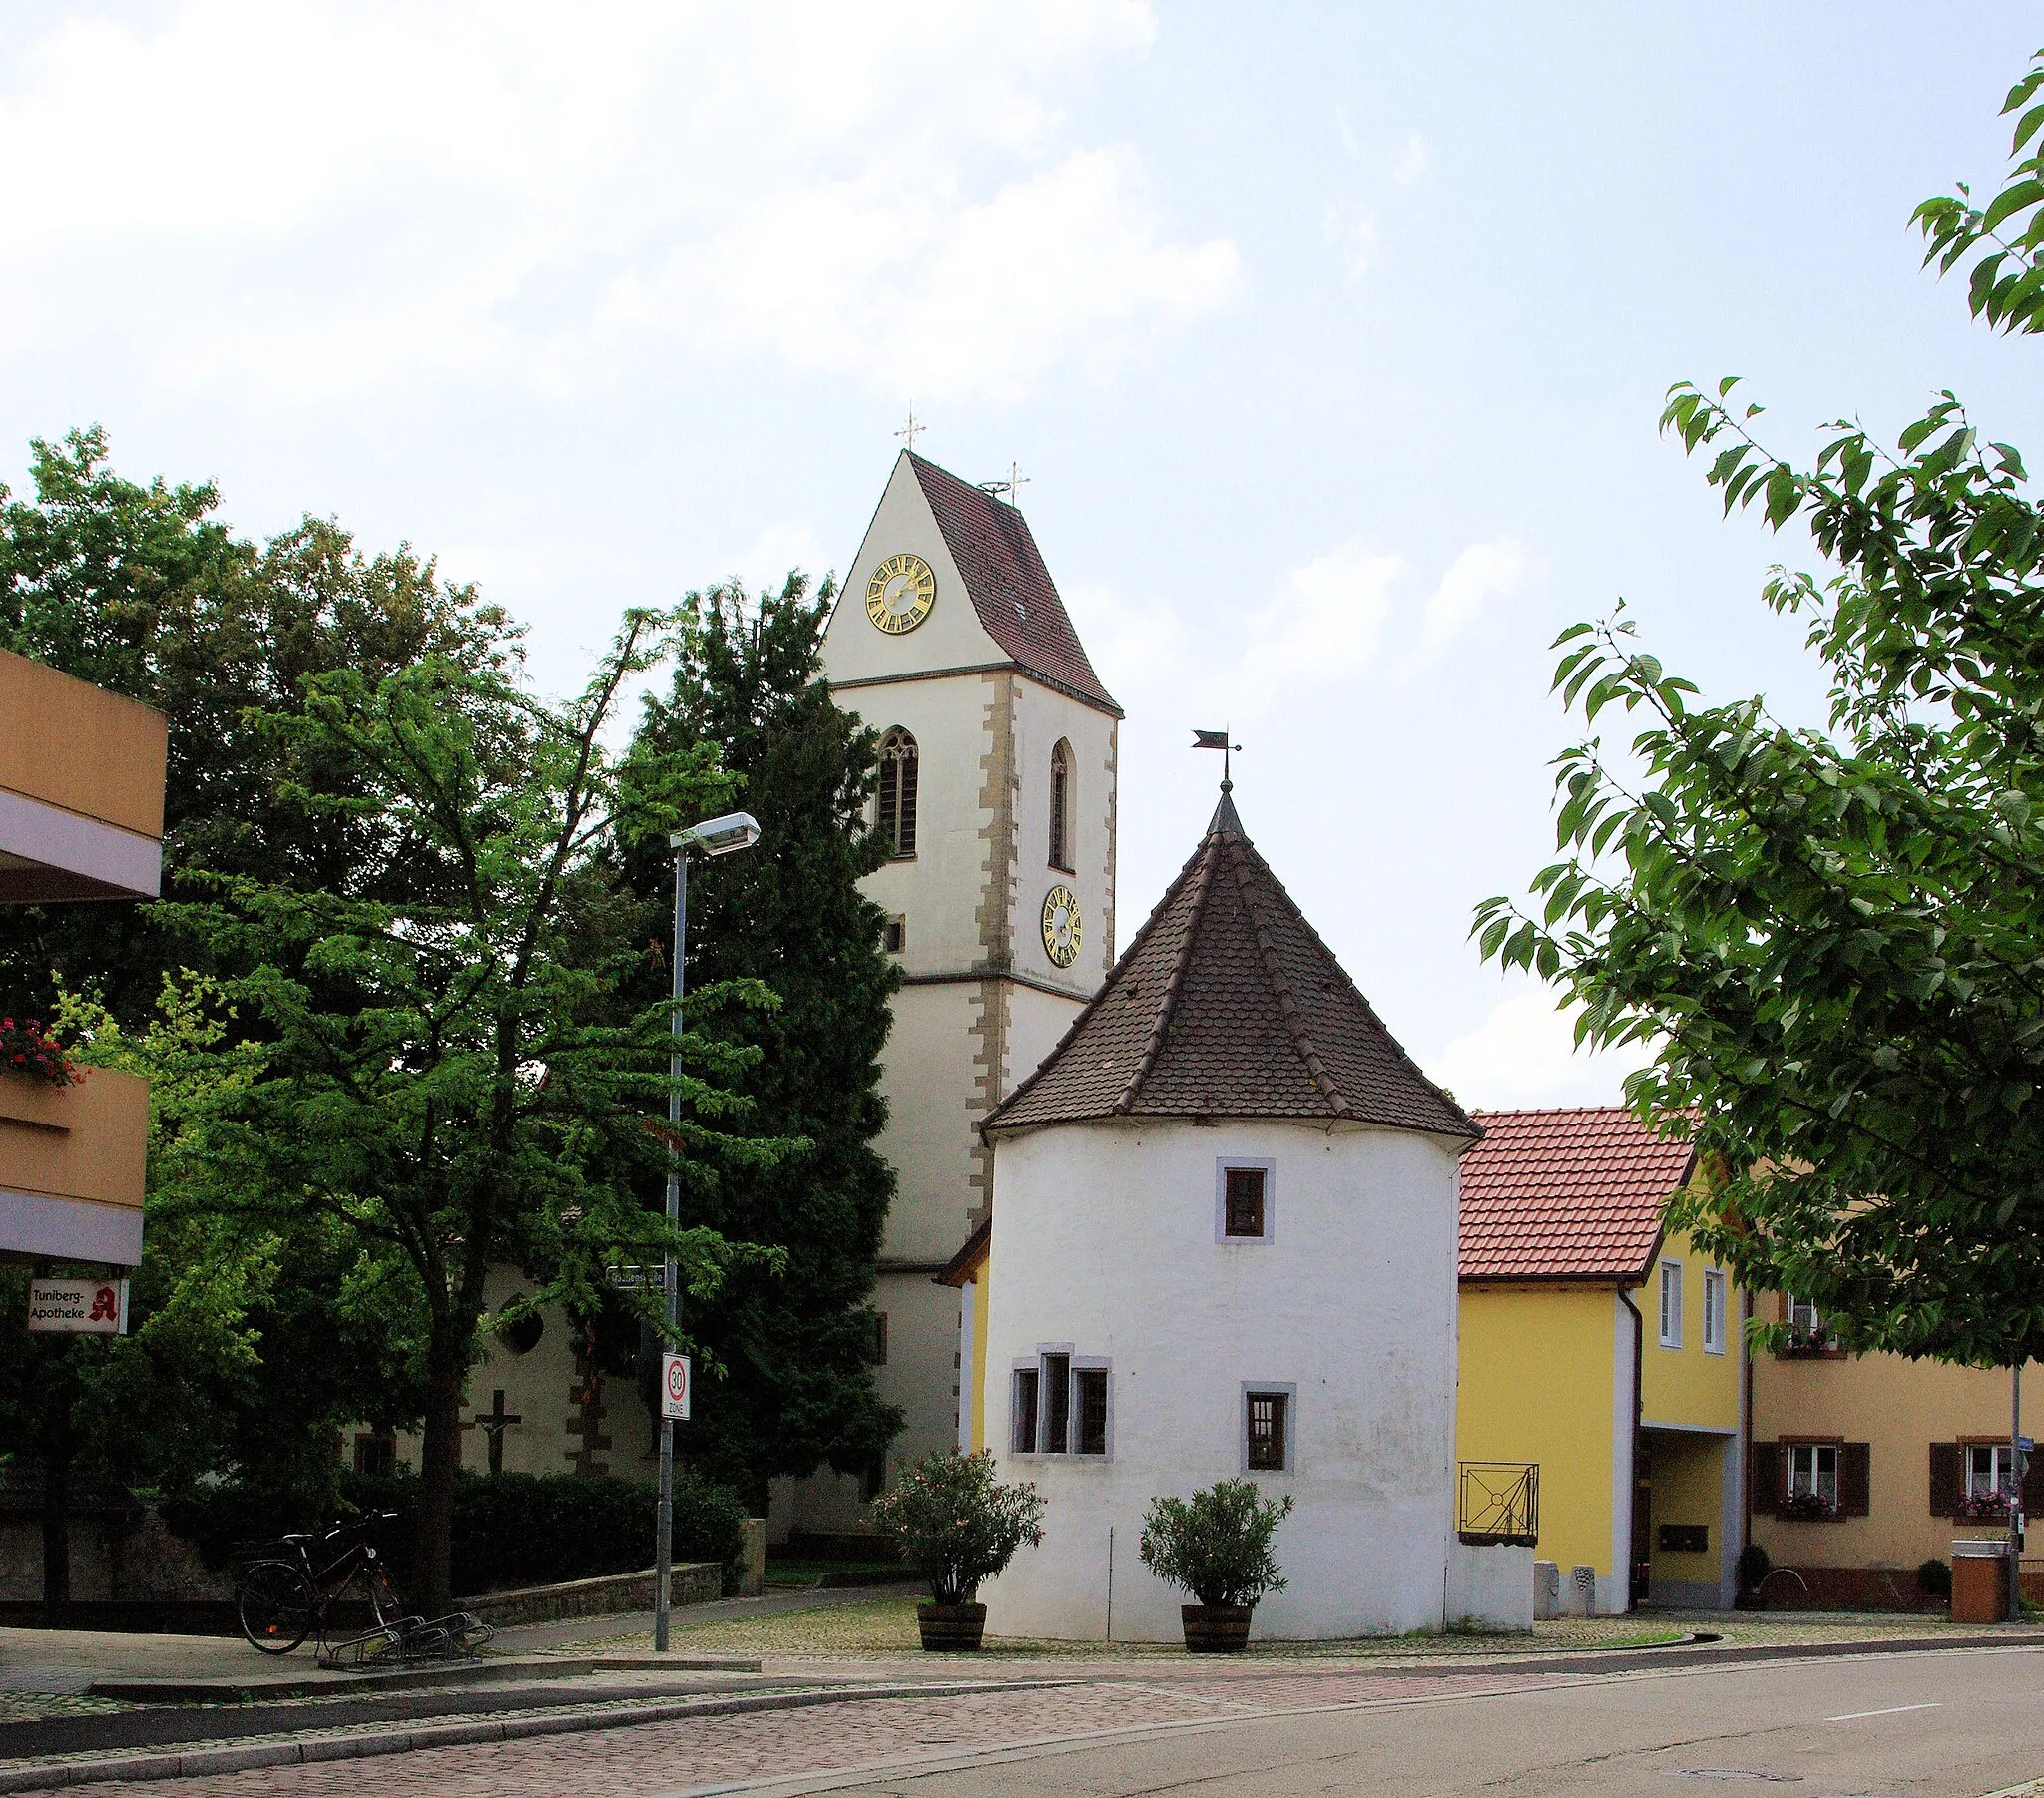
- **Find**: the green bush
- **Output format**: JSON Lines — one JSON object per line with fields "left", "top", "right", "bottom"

{"left": 869, "top": 1450, "right": 1045, "bottom": 1605}
{"left": 1736, "top": 1542, "right": 1771, "bottom": 1595}
{"left": 163, "top": 1468, "right": 747, "bottom": 1595}
{"left": 1918, "top": 1556, "right": 1952, "bottom": 1598}
{"left": 1140, "top": 1478, "right": 1293, "bottom": 1609}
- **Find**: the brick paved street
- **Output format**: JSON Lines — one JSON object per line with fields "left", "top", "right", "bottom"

{"left": 60, "top": 1667, "right": 1564, "bottom": 1798}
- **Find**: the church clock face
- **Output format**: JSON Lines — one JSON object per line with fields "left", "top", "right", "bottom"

{"left": 865, "top": 552, "right": 937, "bottom": 635}
{"left": 1041, "top": 884, "right": 1082, "bottom": 969}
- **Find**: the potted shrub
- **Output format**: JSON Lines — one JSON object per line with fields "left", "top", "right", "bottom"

{"left": 869, "top": 1450, "right": 1045, "bottom": 1651}
{"left": 1139, "top": 1478, "right": 1293, "bottom": 1653}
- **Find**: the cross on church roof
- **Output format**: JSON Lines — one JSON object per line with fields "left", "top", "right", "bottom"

{"left": 978, "top": 461, "right": 1029, "bottom": 508}
{"left": 895, "top": 403, "right": 927, "bottom": 453}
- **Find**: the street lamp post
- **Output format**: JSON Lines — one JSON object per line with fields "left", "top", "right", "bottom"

{"left": 655, "top": 811, "right": 761, "bottom": 1654}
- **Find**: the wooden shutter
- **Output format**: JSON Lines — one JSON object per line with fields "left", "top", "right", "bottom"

{"left": 2024, "top": 1448, "right": 2044, "bottom": 1515}
{"left": 1929, "top": 1442, "right": 1963, "bottom": 1518}
{"left": 1751, "top": 1440, "right": 1782, "bottom": 1519}
{"left": 1839, "top": 1442, "right": 1871, "bottom": 1517}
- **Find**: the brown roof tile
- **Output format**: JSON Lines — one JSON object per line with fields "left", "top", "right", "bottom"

{"left": 910, "top": 454, "right": 1120, "bottom": 715}
{"left": 984, "top": 791, "right": 1476, "bottom": 1137}
{"left": 1458, "top": 1107, "right": 1697, "bottom": 1283}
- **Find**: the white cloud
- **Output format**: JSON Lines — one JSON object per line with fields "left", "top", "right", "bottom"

{"left": 1321, "top": 203, "right": 1380, "bottom": 282}
{"left": 1429, "top": 986, "right": 1655, "bottom": 1111}
{"left": 1413, "top": 537, "right": 1528, "bottom": 665}
{"left": 1390, "top": 133, "right": 1428, "bottom": 187}
{"left": 0, "top": 0, "right": 1236, "bottom": 411}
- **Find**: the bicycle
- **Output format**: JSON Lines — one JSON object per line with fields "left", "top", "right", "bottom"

{"left": 236, "top": 1511, "right": 409, "bottom": 1657}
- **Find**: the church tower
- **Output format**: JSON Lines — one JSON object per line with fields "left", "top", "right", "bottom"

{"left": 806, "top": 450, "right": 1120, "bottom": 1524}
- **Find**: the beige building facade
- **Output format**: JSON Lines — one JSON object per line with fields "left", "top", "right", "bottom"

{"left": 772, "top": 451, "right": 1120, "bottom": 1537}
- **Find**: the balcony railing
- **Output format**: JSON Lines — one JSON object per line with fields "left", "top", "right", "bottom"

{"left": 1458, "top": 1461, "right": 1539, "bottom": 1547}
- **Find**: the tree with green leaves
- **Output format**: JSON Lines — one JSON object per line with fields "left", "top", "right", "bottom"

{"left": 1476, "top": 52, "right": 2044, "bottom": 1367}
{"left": 165, "top": 619, "right": 796, "bottom": 1611}
{"left": 626, "top": 576, "right": 901, "bottom": 1509}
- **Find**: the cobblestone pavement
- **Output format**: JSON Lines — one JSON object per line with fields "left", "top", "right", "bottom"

{"left": 60, "top": 1666, "right": 1568, "bottom": 1797}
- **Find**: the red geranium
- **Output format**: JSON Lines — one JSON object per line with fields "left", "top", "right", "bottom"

{"left": 0, "top": 1018, "right": 82, "bottom": 1087}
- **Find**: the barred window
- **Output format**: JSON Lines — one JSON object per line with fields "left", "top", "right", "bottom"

{"left": 1246, "top": 1391, "right": 1288, "bottom": 1472}
{"left": 878, "top": 728, "right": 919, "bottom": 858}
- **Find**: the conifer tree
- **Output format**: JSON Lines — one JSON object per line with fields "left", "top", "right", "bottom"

{"left": 629, "top": 575, "right": 902, "bottom": 1508}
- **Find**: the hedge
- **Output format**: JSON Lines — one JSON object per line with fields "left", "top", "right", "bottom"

{"left": 163, "top": 1468, "right": 748, "bottom": 1596}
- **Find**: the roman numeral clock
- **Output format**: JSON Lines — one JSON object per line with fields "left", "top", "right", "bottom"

{"left": 865, "top": 553, "right": 937, "bottom": 634}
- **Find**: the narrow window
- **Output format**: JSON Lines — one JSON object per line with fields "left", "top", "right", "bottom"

{"left": 1225, "top": 1167, "right": 1267, "bottom": 1238}
{"left": 1246, "top": 1391, "right": 1288, "bottom": 1472}
{"left": 1658, "top": 1260, "right": 1683, "bottom": 1348}
{"left": 1703, "top": 1270, "right": 1727, "bottom": 1355}
{"left": 877, "top": 728, "right": 919, "bottom": 858}
{"left": 883, "top": 915, "right": 906, "bottom": 954}
{"left": 1074, "top": 1368, "right": 1109, "bottom": 1457}
{"left": 874, "top": 1312, "right": 888, "bottom": 1366}
{"left": 1787, "top": 1442, "right": 1838, "bottom": 1509}
{"left": 1048, "top": 739, "right": 1074, "bottom": 871}
{"left": 1041, "top": 1353, "right": 1071, "bottom": 1454}
{"left": 1011, "top": 1367, "right": 1040, "bottom": 1455}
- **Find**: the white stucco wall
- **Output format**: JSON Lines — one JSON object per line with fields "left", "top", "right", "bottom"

{"left": 980, "top": 1118, "right": 1461, "bottom": 1641}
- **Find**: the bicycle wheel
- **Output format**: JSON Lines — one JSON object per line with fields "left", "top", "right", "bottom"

{"left": 239, "top": 1560, "right": 315, "bottom": 1654}
{"left": 365, "top": 1557, "right": 407, "bottom": 1630}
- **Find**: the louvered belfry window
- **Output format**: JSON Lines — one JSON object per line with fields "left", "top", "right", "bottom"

{"left": 878, "top": 728, "right": 919, "bottom": 858}
{"left": 1049, "top": 739, "right": 1073, "bottom": 871}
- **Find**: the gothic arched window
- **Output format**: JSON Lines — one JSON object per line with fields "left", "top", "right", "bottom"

{"left": 878, "top": 727, "right": 919, "bottom": 858}
{"left": 1048, "top": 739, "right": 1074, "bottom": 872}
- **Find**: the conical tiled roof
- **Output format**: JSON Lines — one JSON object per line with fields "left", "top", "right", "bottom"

{"left": 983, "top": 792, "right": 1479, "bottom": 1138}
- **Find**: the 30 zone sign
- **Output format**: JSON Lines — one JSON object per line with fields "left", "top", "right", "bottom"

{"left": 661, "top": 1353, "right": 692, "bottom": 1421}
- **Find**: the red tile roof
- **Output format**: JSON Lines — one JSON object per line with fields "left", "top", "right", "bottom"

{"left": 1458, "top": 1107, "right": 1697, "bottom": 1283}
{"left": 984, "top": 791, "right": 1477, "bottom": 1138}
{"left": 909, "top": 454, "right": 1121, "bottom": 715}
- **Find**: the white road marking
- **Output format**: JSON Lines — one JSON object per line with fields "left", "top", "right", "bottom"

{"left": 1823, "top": 1702, "right": 1942, "bottom": 1721}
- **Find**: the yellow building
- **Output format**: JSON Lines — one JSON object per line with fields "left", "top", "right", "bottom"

{"left": 1457, "top": 1108, "right": 1745, "bottom": 1612}
{"left": 0, "top": 648, "right": 165, "bottom": 1269}
{"left": 1752, "top": 1315, "right": 2043, "bottom": 1609}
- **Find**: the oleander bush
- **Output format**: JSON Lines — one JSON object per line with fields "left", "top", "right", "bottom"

{"left": 1140, "top": 1478, "right": 1293, "bottom": 1610}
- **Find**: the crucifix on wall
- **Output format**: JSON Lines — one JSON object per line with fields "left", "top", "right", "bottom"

{"left": 468, "top": 1387, "right": 522, "bottom": 1476}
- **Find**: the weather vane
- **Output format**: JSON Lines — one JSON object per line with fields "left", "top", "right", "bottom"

{"left": 979, "top": 461, "right": 1029, "bottom": 507}
{"left": 1193, "top": 727, "right": 1240, "bottom": 791}
{"left": 896, "top": 403, "right": 926, "bottom": 453}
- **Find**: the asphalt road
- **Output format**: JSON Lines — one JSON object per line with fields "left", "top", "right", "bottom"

{"left": 700, "top": 1645, "right": 2044, "bottom": 1798}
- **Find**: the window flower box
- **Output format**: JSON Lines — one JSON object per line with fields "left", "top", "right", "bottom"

{"left": 0, "top": 1018, "right": 81, "bottom": 1087}
{"left": 1778, "top": 1489, "right": 1839, "bottom": 1523}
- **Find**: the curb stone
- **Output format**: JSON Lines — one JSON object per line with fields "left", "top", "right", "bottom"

{"left": 0, "top": 1678, "right": 1082, "bottom": 1794}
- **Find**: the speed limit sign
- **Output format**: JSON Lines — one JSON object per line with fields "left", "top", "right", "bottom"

{"left": 661, "top": 1353, "right": 691, "bottom": 1421}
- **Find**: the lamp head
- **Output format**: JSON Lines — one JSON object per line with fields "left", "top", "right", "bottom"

{"left": 672, "top": 811, "right": 762, "bottom": 858}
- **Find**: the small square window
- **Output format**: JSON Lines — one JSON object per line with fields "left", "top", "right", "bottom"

{"left": 883, "top": 916, "right": 906, "bottom": 954}
{"left": 1074, "top": 1369, "right": 1109, "bottom": 1457}
{"left": 1011, "top": 1367, "right": 1040, "bottom": 1455}
{"left": 1246, "top": 1390, "right": 1288, "bottom": 1472}
{"left": 353, "top": 1432, "right": 396, "bottom": 1478}
{"left": 1787, "top": 1441, "right": 1838, "bottom": 1509}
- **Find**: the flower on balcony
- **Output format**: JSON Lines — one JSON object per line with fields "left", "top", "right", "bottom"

{"left": 0, "top": 1018, "right": 82, "bottom": 1087}
{"left": 1778, "top": 1488, "right": 1839, "bottom": 1522}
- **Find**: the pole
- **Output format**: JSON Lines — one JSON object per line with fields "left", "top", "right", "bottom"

{"left": 655, "top": 847, "right": 688, "bottom": 1652}
{"left": 2012, "top": 1362, "right": 2025, "bottom": 1620}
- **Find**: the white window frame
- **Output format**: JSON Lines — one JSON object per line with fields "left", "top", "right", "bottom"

{"left": 1788, "top": 1296, "right": 1821, "bottom": 1339}
{"left": 1966, "top": 1442, "right": 2016, "bottom": 1499}
{"left": 1215, "top": 1158, "right": 1277, "bottom": 1245}
{"left": 1010, "top": 1345, "right": 1111, "bottom": 1463}
{"left": 1241, "top": 1381, "right": 1298, "bottom": 1475}
{"left": 1702, "top": 1269, "right": 1727, "bottom": 1356}
{"left": 1658, "top": 1258, "right": 1684, "bottom": 1349}
{"left": 1787, "top": 1441, "right": 1839, "bottom": 1509}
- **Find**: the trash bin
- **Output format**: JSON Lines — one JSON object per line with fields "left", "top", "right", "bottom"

{"left": 1952, "top": 1539, "right": 2012, "bottom": 1623}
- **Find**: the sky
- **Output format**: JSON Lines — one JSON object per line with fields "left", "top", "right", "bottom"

{"left": 4, "top": 3, "right": 2040, "bottom": 1110}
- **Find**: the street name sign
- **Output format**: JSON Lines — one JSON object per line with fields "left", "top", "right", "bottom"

{"left": 28, "top": 1277, "right": 128, "bottom": 1334}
